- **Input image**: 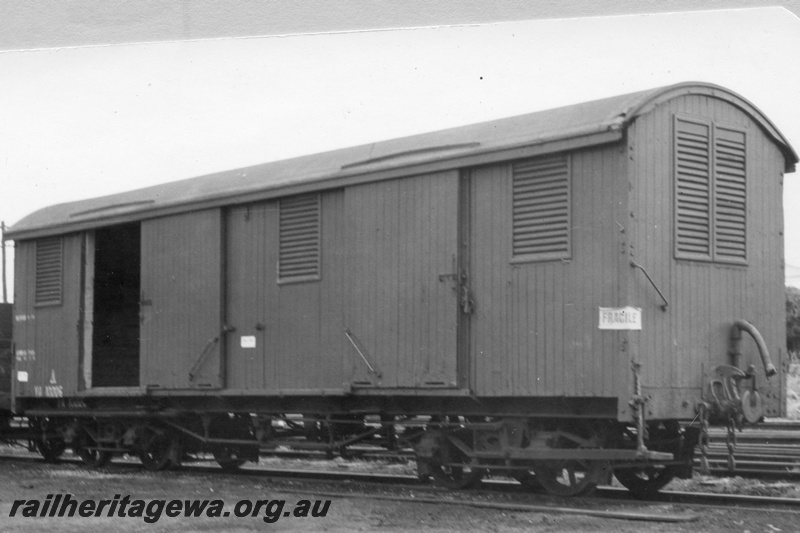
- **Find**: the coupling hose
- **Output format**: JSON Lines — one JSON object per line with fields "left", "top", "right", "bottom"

{"left": 731, "top": 319, "right": 777, "bottom": 378}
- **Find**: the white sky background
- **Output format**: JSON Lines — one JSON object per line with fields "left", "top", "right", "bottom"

{"left": 1, "top": 7, "right": 800, "bottom": 297}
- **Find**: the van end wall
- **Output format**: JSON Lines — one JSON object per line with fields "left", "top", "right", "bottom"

{"left": 628, "top": 93, "right": 787, "bottom": 419}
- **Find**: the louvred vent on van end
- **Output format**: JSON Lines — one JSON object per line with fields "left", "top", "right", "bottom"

{"left": 713, "top": 127, "right": 747, "bottom": 262}
{"left": 674, "top": 115, "right": 747, "bottom": 264}
{"left": 35, "top": 237, "right": 63, "bottom": 305}
{"left": 511, "top": 155, "right": 571, "bottom": 261}
{"left": 674, "top": 117, "right": 712, "bottom": 259}
{"left": 278, "top": 194, "right": 321, "bottom": 282}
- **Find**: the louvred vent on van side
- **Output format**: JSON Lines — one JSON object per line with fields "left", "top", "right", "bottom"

{"left": 511, "top": 155, "right": 571, "bottom": 261}
{"left": 35, "top": 237, "right": 63, "bottom": 305}
{"left": 674, "top": 117, "right": 712, "bottom": 259}
{"left": 713, "top": 127, "right": 747, "bottom": 262}
{"left": 278, "top": 194, "right": 321, "bottom": 282}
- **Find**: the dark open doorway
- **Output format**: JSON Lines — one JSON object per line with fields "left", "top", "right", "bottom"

{"left": 91, "top": 223, "right": 140, "bottom": 387}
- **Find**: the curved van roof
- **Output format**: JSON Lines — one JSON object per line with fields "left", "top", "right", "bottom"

{"left": 7, "top": 82, "right": 797, "bottom": 240}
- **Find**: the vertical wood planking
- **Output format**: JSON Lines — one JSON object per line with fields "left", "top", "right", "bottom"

{"left": 19, "top": 234, "right": 84, "bottom": 396}
{"left": 468, "top": 144, "right": 624, "bottom": 397}
{"left": 225, "top": 204, "right": 268, "bottom": 390}
{"left": 276, "top": 280, "right": 320, "bottom": 388}
{"left": 263, "top": 202, "right": 280, "bottom": 388}
{"left": 345, "top": 171, "right": 459, "bottom": 388}
{"left": 13, "top": 242, "right": 31, "bottom": 396}
{"left": 493, "top": 165, "right": 509, "bottom": 393}
{"left": 626, "top": 92, "right": 787, "bottom": 419}
{"left": 227, "top": 193, "right": 344, "bottom": 392}
{"left": 384, "top": 181, "right": 400, "bottom": 382}
{"left": 141, "top": 210, "right": 222, "bottom": 389}
{"left": 318, "top": 191, "right": 346, "bottom": 390}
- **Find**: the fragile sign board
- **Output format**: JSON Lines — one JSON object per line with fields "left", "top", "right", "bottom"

{"left": 598, "top": 306, "right": 642, "bottom": 330}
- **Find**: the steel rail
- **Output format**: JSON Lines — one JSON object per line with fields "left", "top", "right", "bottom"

{"left": 3, "top": 450, "right": 800, "bottom": 513}
{"left": 699, "top": 424, "right": 800, "bottom": 478}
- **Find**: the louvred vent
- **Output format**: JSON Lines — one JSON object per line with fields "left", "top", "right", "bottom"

{"left": 512, "top": 155, "right": 571, "bottom": 261}
{"left": 35, "top": 237, "right": 63, "bottom": 305}
{"left": 674, "top": 117, "right": 712, "bottom": 259}
{"left": 278, "top": 194, "right": 321, "bottom": 282}
{"left": 674, "top": 115, "right": 747, "bottom": 263}
{"left": 714, "top": 127, "right": 746, "bottom": 262}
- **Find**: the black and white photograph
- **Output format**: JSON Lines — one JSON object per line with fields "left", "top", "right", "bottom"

{"left": 2, "top": 2, "right": 800, "bottom": 531}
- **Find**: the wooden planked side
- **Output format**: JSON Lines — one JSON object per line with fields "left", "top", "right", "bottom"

{"left": 13, "top": 235, "right": 83, "bottom": 398}
{"left": 225, "top": 192, "right": 346, "bottom": 392}
{"left": 276, "top": 280, "right": 321, "bottom": 388}
{"left": 274, "top": 191, "right": 343, "bottom": 390}
{"left": 140, "top": 210, "right": 223, "bottom": 389}
{"left": 318, "top": 191, "right": 347, "bottom": 390}
{"left": 468, "top": 144, "right": 625, "bottom": 398}
{"left": 49, "top": 234, "right": 83, "bottom": 396}
{"left": 345, "top": 171, "right": 459, "bottom": 388}
{"left": 12, "top": 241, "right": 33, "bottom": 397}
{"left": 225, "top": 203, "right": 271, "bottom": 390}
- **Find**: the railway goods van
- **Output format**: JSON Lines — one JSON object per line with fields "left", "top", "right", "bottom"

{"left": 3, "top": 82, "right": 797, "bottom": 496}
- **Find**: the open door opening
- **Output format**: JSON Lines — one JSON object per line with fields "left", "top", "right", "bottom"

{"left": 91, "top": 223, "right": 141, "bottom": 387}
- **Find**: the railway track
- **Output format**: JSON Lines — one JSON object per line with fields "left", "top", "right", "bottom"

{"left": 2, "top": 448, "right": 800, "bottom": 517}
{"left": 701, "top": 420, "right": 800, "bottom": 478}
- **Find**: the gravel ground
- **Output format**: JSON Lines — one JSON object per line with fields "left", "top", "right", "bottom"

{"left": 1, "top": 457, "right": 800, "bottom": 532}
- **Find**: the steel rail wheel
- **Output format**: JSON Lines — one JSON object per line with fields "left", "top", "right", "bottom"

{"left": 30, "top": 418, "right": 67, "bottom": 463}
{"left": 213, "top": 448, "right": 247, "bottom": 471}
{"left": 74, "top": 427, "right": 111, "bottom": 468}
{"left": 614, "top": 464, "right": 676, "bottom": 498}
{"left": 532, "top": 460, "right": 605, "bottom": 497}
{"left": 419, "top": 428, "right": 485, "bottom": 490}
{"left": 430, "top": 459, "right": 485, "bottom": 490}
{"left": 36, "top": 437, "right": 67, "bottom": 463}
{"left": 138, "top": 427, "right": 176, "bottom": 471}
{"left": 614, "top": 421, "right": 681, "bottom": 498}
{"left": 528, "top": 422, "right": 609, "bottom": 497}
{"left": 429, "top": 440, "right": 485, "bottom": 489}
{"left": 77, "top": 446, "right": 111, "bottom": 468}
{"left": 209, "top": 414, "right": 254, "bottom": 471}
{"left": 511, "top": 470, "right": 542, "bottom": 490}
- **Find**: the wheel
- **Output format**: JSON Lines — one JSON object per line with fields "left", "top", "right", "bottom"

{"left": 613, "top": 420, "right": 680, "bottom": 498}
{"left": 416, "top": 427, "right": 485, "bottom": 489}
{"left": 77, "top": 446, "right": 111, "bottom": 468}
{"left": 528, "top": 422, "right": 609, "bottom": 497}
{"left": 213, "top": 448, "right": 247, "bottom": 471}
{"left": 511, "top": 470, "right": 542, "bottom": 490}
{"left": 614, "top": 465, "right": 676, "bottom": 499}
{"left": 30, "top": 418, "right": 66, "bottom": 463}
{"left": 73, "top": 427, "right": 111, "bottom": 468}
{"left": 427, "top": 435, "right": 485, "bottom": 489}
{"left": 209, "top": 414, "right": 254, "bottom": 470}
{"left": 138, "top": 427, "right": 176, "bottom": 471}
{"left": 36, "top": 438, "right": 67, "bottom": 463}
{"left": 532, "top": 460, "right": 606, "bottom": 497}
{"left": 430, "top": 460, "right": 485, "bottom": 489}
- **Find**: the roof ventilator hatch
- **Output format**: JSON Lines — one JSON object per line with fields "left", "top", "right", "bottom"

{"left": 341, "top": 142, "right": 481, "bottom": 170}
